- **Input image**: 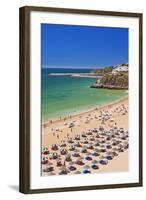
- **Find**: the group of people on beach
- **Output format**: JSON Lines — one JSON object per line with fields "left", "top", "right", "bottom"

{"left": 41, "top": 103, "right": 128, "bottom": 176}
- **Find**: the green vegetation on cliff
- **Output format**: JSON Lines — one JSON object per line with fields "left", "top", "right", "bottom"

{"left": 90, "top": 66, "right": 113, "bottom": 75}
{"left": 90, "top": 63, "right": 128, "bottom": 89}
{"left": 98, "top": 72, "right": 128, "bottom": 88}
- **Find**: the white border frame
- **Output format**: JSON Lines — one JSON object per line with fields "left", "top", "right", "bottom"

{"left": 30, "top": 11, "right": 139, "bottom": 189}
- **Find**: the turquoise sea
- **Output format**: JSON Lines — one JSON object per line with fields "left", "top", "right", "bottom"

{"left": 41, "top": 68, "right": 127, "bottom": 122}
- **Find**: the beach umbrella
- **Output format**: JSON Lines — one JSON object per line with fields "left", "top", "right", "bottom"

{"left": 99, "top": 126, "right": 104, "bottom": 131}
{"left": 92, "top": 128, "right": 98, "bottom": 133}
{"left": 83, "top": 165, "right": 90, "bottom": 169}
{"left": 99, "top": 155, "right": 105, "bottom": 159}
{"left": 81, "top": 147, "right": 88, "bottom": 153}
{"left": 41, "top": 157, "right": 48, "bottom": 164}
{"left": 100, "top": 139, "right": 106, "bottom": 144}
{"left": 99, "top": 159, "right": 108, "bottom": 165}
{"left": 69, "top": 147, "right": 75, "bottom": 151}
{"left": 95, "top": 134, "right": 100, "bottom": 138}
{"left": 92, "top": 160, "right": 98, "bottom": 164}
{"left": 76, "top": 159, "right": 84, "bottom": 166}
{"left": 106, "top": 155, "right": 113, "bottom": 160}
{"left": 85, "top": 156, "right": 92, "bottom": 161}
{"left": 112, "top": 147, "right": 118, "bottom": 152}
{"left": 82, "top": 169, "right": 91, "bottom": 174}
{"left": 68, "top": 161, "right": 76, "bottom": 166}
{"left": 118, "top": 144, "right": 123, "bottom": 149}
{"left": 94, "top": 142, "right": 100, "bottom": 147}
{"left": 89, "top": 137, "right": 95, "bottom": 141}
{"left": 72, "top": 153, "right": 80, "bottom": 157}
{"left": 65, "top": 154, "right": 72, "bottom": 162}
{"left": 76, "top": 142, "right": 82, "bottom": 147}
{"left": 91, "top": 164, "right": 99, "bottom": 170}
{"left": 56, "top": 159, "right": 62, "bottom": 167}
{"left": 99, "top": 148, "right": 106, "bottom": 153}
{"left": 86, "top": 131, "right": 92, "bottom": 135}
{"left": 106, "top": 144, "right": 112, "bottom": 149}
{"left": 43, "top": 166, "right": 54, "bottom": 173}
{"left": 110, "top": 118, "right": 114, "bottom": 122}
{"left": 74, "top": 171, "right": 81, "bottom": 174}
{"left": 69, "top": 165, "right": 77, "bottom": 171}
{"left": 42, "top": 147, "right": 49, "bottom": 155}
{"left": 59, "top": 169, "right": 69, "bottom": 175}
{"left": 118, "top": 148, "right": 124, "bottom": 152}
{"left": 67, "top": 138, "right": 74, "bottom": 143}
{"left": 68, "top": 122, "right": 75, "bottom": 128}
{"left": 82, "top": 134, "right": 87, "bottom": 138}
{"left": 74, "top": 136, "right": 80, "bottom": 141}
{"left": 92, "top": 152, "right": 100, "bottom": 157}
{"left": 94, "top": 148, "right": 100, "bottom": 153}
{"left": 87, "top": 144, "right": 94, "bottom": 150}
{"left": 106, "top": 136, "right": 112, "bottom": 141}
{"left": 50, "top": 152, "right": 58, "bottom": 159}
{"left": 83, "top": 140, "right": 88, "bottom": 144}
{"left": 51, "top": 144, "right": 59, "bottom": 151}
{"left": 123, "top": 143, "right": 129, "bottom": 149}
{"left": 60, "top": 143, "right": 67, "bottom": 147}
{"left": 60, "top": 148, "right": 68, "bottom": 155}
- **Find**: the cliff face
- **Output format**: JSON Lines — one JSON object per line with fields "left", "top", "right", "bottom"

{"left": 91, "top": 72, "right": 128, "bottom": 89}
{"left": 90, "top": 64, "right": 128, "bottom": 90}
{"left": 102, "top": 72, "right": 128, "bottom": 87}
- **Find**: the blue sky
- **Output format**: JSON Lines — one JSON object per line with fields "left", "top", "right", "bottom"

{"left": 41, "top": 24, "right": 128, "bottom": 69}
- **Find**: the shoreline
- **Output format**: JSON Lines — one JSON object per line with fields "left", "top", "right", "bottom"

{"left": 42, "top": 96, "right": 128, "bottom": 175}
{"left": 42, "top": 95, "right": 128, "bottom": 127}
{"left": 90, "top": 83, "right": 128, "bottom": 90}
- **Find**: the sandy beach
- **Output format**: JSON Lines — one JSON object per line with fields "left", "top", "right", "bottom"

{"left": 41, "top": 96, "right": 128, "bottom": 176}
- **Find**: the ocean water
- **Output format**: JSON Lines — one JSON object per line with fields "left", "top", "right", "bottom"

{"left": 41, "top": 68, "right": 127, "bottom": 122}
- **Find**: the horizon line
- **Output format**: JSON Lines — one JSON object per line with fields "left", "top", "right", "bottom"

{"left": 42, "top": 67, "right": 98, "bottom": 69}
{"left": 42, "top": 63, "right": 128, "bottom": 69}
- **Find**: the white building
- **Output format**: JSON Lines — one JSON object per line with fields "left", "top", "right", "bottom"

{"left": 113, "top": 64, "right": 128, "bottom": 72}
